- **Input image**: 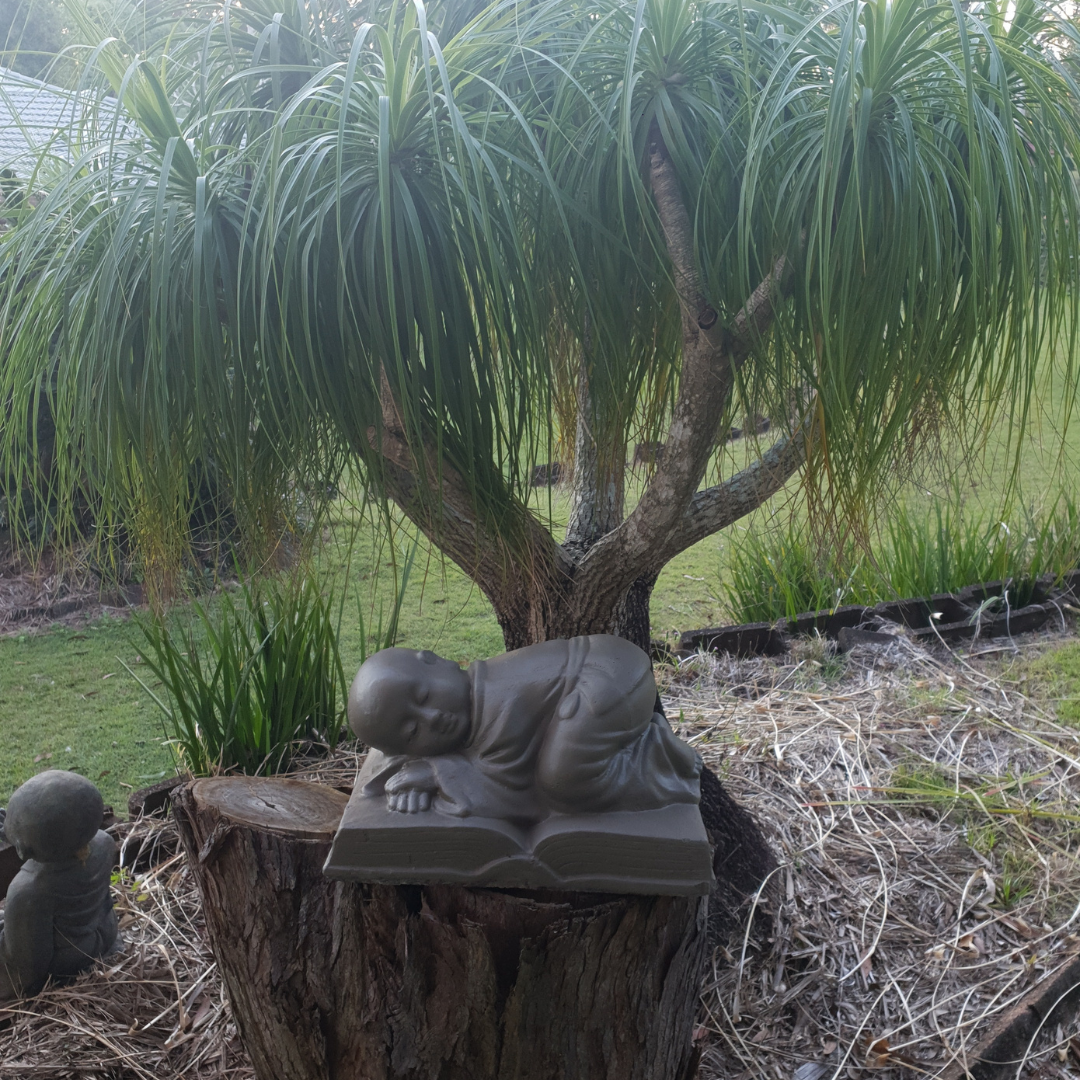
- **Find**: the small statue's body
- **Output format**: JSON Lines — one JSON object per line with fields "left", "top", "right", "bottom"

{"left": 326, "top": 636, "right": 713, "bottom": 895}
{"left": 0, "top": 771, "right": 119, "bottom": 1000}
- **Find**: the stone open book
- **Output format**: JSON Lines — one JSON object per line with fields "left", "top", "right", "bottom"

{"left": 323, "top": 799, "right": 714, "bottom": 896}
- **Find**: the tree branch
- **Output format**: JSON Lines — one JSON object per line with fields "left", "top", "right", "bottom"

{"left": 582, "top": 124, "right": 731, "bottom": 569}
{"left": 564, "top": 354, "right": 626, "bottom": 555}
{"left": 573, "top": 124, "right": 790, "bottom": 605}
{"left": 662, "top": 428, "right": 807, "bottom": 561}
{"left": 729, "top": 252, "right": 790, "bottom": 361}
{"left": 644, "top": 123, "right": 724, "bottom": 353}
{"left": 368, "top": 370, "right": 571, "bottom": 619}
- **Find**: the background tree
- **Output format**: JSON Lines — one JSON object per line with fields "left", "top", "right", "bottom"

{"left": 0, "top": 0, "right": 195, "bottom": 83}
{"left": 0, "top": 0, "right": 68, "bottom": 80}
{"left": 1, "top": 0, "right": 1079, "bottom": 646}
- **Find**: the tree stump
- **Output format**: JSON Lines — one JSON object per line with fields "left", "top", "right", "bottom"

{"left": 173, "top": 776, "right": 708, "bottom": 1080}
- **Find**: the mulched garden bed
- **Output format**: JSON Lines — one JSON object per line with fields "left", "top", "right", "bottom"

{"left": 675, "top": 571, "right": 1080, "bottom": 660}
{"left": 670, "top": 633, "right": 1080, "bottom": 1079}
{"left": 3, "top": 633, "right": 1080, "bottom": 1078}
{"left": 0, "top": 547, "right": 144, "bottom": 635}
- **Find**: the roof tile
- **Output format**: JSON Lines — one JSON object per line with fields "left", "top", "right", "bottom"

{"left": 0, "top": 65, "right": 78, "bottom": 176}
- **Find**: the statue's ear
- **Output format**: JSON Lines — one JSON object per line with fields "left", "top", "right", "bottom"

{"left": 0, "top": 810, "right": 29, "bottom": 860}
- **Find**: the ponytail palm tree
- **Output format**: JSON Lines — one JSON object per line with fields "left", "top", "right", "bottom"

{"left": 2, "top": 0, "right": 1079, "bottom": 648}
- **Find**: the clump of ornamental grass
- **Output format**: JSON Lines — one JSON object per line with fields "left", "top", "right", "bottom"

{"left": 721, "top": 493, "right": 1080, "bottom": 625}
{"left": 130, "top": 536, "right": 416, "bottom": 776}
{"left": 129, "top": 572, "right": 351, "bottom": 776}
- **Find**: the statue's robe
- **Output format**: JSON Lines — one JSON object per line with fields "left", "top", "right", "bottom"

{"left": 361, "top": 635, "right": 700, "bottom": 822}
{"left": 0, "top": 831, "right": 118, "bottom": 1000}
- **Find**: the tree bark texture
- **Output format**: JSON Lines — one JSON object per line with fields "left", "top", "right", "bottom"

{"left": 173, "top": 776, "right": 710, "bottom": 1080}
{"left": 564, "top": 357, "right": 625, "bottom": 559}
{"left": 699, "top": 766, "right": 778, "bottom": 944}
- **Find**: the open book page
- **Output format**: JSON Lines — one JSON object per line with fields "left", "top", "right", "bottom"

{"left": 324, "top": 797, "right": 531, "bottom": 883}
{"left": 529, "top": 804, "right": 713, "bottom": 894}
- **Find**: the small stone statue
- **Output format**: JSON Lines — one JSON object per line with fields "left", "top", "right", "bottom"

{"left": 325, "top": 635, "right": 714, "bottom": 895}
{"left": 0, "top": 771, "right": 119, "bottom": 1000}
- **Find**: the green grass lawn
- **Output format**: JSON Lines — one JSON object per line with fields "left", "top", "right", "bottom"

{"left": 999, "top": 639, "right": 1080, "bottom": 727}
{"left": 3, "top": 365, "right": 1080, "bottom": 808}
{"left": 0, "top": 617, "right": 174, "bottom": 810}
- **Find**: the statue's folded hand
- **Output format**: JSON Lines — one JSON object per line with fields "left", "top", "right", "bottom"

{"left": 385, "top": 760, "right": 439, "bottom": 814}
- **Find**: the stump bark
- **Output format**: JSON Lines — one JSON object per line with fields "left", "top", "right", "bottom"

{"left": 173, "top": 776, "right": 708, "bottom": 1080}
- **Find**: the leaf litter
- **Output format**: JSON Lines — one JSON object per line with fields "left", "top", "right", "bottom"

{"left": 1, "top": 632, "right": 1079, "bottom": 1078}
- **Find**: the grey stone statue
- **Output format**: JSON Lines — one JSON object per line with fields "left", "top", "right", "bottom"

{"left": 324, "top": 635, "right": 714, "bottom": 895}
{"left": 0, "top": 771, "right": 119, "bottom": 1000}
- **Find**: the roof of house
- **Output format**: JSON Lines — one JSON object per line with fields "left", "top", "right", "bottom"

{"left": 0, "top": 66, "right": 79, "bottom": 177}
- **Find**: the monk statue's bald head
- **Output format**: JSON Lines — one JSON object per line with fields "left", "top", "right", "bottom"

{"left": 4, "top": 770, "right": 103, "bottom": 863}
{"left": 349, "top": 648, "right": 472, "bottom": 758}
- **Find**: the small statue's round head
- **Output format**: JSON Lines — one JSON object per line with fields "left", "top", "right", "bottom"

{"left": 349, "top": 648, "right": 472, "bottom": 758}
{"left": 4, "top": 770, "right": 104, "bottom": 862}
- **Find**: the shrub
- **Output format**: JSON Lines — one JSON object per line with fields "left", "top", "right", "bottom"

{"left": 720, "top": 525, "right": 871, "bottom": 624}
{"left": 720, "top": 494, "right": 1080, "bottom": 625}
{"left": 131, "top": 573, "right": 352, "bottom": 776}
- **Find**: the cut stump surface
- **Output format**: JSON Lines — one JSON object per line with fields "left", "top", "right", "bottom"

{"left": 173, "top": 776, "right": 708, "bottom": 1080}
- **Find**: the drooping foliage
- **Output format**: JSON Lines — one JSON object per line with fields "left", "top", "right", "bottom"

{"left": 1, "top": 0, "right": 1078, "bottom": 598}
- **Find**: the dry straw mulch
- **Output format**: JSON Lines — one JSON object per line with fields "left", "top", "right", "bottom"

{"left": 0, "top": 548, "right": 140, "bottom": 636}
{"left": 0, "top": 816, "right": 250, "bottom": 1078}
{"left": 2, "top": 629, "right": 1080, "bottom": 1079}
{"left": 670, "top": 630, "right": 1080, "bottom": 1080}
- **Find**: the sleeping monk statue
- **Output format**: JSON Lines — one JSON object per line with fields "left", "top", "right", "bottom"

{"left": 323, "top": 635, "right": 715, "bottom": 896}
{"left": 0, "top": 771, "right": 119, "bottom": 1001}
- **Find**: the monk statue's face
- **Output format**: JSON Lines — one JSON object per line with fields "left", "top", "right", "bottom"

{"left": 349, "top": 648, "right": 472, "bottom": 757}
